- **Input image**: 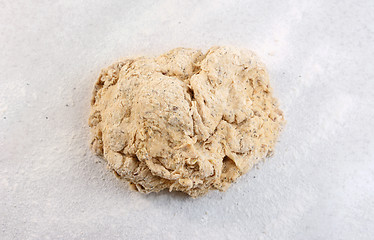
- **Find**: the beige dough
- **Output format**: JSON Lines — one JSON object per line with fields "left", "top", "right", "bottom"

{"left": 89, "top": 46, "right": 285, "bottom": 197}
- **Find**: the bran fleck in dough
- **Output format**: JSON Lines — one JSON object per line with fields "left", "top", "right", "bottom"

{"left": 89, "top": 46, "right": 285, "bottom": 197}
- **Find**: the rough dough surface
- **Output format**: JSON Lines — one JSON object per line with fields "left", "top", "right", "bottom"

{"left": 89, "top": 46, "right": 285, "bottom": 197}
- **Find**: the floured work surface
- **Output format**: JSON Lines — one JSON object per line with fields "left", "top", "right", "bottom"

{"left": 89, "top": 46, "right": 284, "bottom": 197}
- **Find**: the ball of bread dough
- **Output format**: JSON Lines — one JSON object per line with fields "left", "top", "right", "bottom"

{"left": 89, "top": 46, "right": 284, "bottom": 197}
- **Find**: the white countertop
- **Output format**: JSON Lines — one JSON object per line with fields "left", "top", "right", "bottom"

{"left": 1, "top": 0, "right": 374, "bottom": 239}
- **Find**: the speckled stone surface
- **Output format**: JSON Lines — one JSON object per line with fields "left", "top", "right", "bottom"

{"left": 1, "top": 0, "right": 374, "bottom": 239}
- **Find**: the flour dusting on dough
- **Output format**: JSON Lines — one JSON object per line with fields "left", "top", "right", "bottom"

{"left": 89, "top": 46, "right": 285, "bottom": 197}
